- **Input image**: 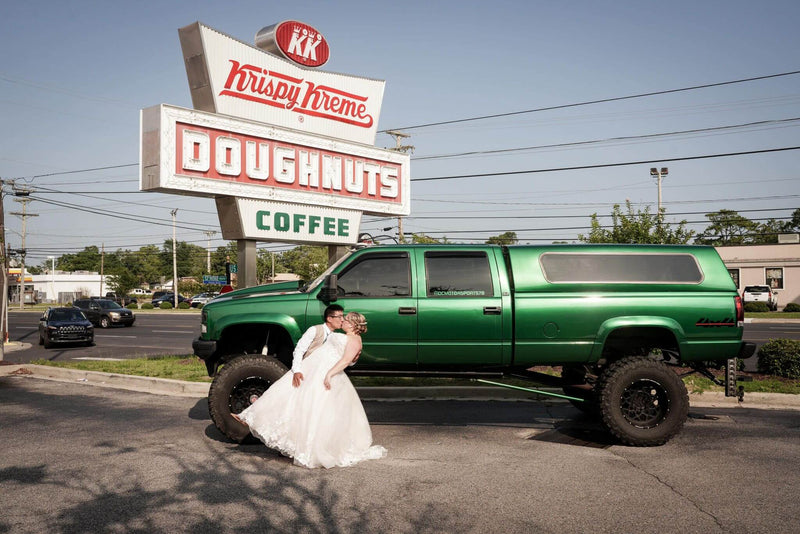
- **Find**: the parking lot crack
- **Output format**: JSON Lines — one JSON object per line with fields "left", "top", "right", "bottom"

{"left": 615, "top": 453, "right": 728, "bottom": 532}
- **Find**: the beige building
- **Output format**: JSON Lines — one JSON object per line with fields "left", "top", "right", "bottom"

{"left": 716, "top": 243, "right": 800, "bottom": 309}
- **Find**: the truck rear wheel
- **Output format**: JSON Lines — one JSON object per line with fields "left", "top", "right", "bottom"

{"left": 208, "top": 354, "right": 289, "bottom": 442}
{"left": 597, "top": 357, "right": 688, "bottom": 446}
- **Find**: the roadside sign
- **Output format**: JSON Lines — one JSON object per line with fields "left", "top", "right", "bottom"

{"left": 203, "top": 275, "right": 227, "bottom": 285}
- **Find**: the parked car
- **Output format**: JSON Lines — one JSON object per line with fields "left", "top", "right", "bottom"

{"left": 38, "top": 307, "right": 94, "bottom": 348}
{"left": 151, "top": 293, "right": 190, "bottom": 307}
{"left": 74, "top": 298, "right": 136, "bottom": 328}
{"left": 742, "top": 285, "right": 778, "bottom": 310}
{"left": 105, "top": 292, "right": 138, "bottom": 306}
{"left": 130, "top": 288, "right": 148, "bottom": 296}
{"left": 189, "top": 292, "right": 219, "bottom": 308}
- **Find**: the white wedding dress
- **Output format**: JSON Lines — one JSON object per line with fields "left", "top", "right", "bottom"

{"left": 237, "top": 332, "right": 387, "bottom": 468}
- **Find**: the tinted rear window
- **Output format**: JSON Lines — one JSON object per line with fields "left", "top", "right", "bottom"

{"left": 425, "top": 251, "right": 494, "bottom": 297}
{"left": 540, "top": 253, "right": 703, "bottom": 284}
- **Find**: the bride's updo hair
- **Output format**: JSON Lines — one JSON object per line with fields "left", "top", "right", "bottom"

{"left": 345, "top": 311, "right": 367, "bottom": 335}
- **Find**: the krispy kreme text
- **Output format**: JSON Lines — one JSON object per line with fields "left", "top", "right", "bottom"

{"left": 220, "top": 61, "right": 373, "bottom": 128}
{"left": 176, "top": 122, "right": 401, "bottom": 203}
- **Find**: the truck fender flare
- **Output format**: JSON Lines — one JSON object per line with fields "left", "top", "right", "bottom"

{"left": 214, "top": 313, "right": 304, "bottom": 342}
{"left": 589, "top": 316, "right": 686, "bottom": 360}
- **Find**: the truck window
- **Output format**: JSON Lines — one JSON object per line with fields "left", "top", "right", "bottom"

{"left": 425, "top": 251, "right": 494, "bottom": 297}
{"left": 337, "top": 253, "right": 411, "bottom": 297}
{"left": 540, "top": 253, "right": 703, "bottom": 284}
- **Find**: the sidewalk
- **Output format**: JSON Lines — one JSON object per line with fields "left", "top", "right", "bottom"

{"left": 2, "top": 361, "right": 799, "bottom": 410}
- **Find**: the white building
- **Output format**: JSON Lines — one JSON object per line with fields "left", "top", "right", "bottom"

{"left": 716, "top": 243, "right": 800, "bottom": 309}
{"left": 8, "top": 269, "right": 109, "bottom": 304}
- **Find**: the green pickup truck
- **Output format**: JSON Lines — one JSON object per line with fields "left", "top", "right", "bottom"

{"left": 193, "top": 243, "right": 754, "bottom": 446}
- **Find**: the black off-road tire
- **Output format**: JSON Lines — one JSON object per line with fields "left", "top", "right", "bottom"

{"left": 208, "top": 354, "right": 289, "bottom": 442}
{"left": 597, "top": 357, "right": 689, "bottom": 446}
{"left": 561, "top": 365, "right": 599, "bottom": 416}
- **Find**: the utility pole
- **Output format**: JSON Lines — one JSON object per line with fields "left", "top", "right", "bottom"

{"left": 0, "top": 178, "right": 6, "bottom": 358}
{"left": 386, "top": 130, "right": 413, "bottom": 243}
{"left": 204, "top": 230, "right": 217, "bottom": 273}
{"left": 171, "top": 209, "right": 179, "bottom": 308}
{"left": 100, "top": 243, "right": 105, "bottom": 296}
{"left": 10, "top": 189, "right": 37, "bottom": 309}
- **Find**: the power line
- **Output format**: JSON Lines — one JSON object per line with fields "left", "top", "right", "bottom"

{"left": 403, "top": 207, "right": 798, "bottom": 220}
{"left": 29, "top": 195, "right": 218, "bottom": 232}
{"left": 381, "top": 69, "right": 800, "bottom": 132}
{"left": 412, "top": 117, "right": 800, "bottom": 161}
{"left": 412, "top": 146, "right": 800, "bottom": 182}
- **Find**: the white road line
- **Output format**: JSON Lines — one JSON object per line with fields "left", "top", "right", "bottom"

{"left": 152, "top": 330, "right": 195, "bottom": 334}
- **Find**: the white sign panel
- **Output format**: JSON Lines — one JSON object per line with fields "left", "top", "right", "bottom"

{"left": 216, "top": 197, "right": 361, "bottom": 245}
{"left": 179, "top": 22, "right": 385, "bottom": 146}
{"left": 140, "top": 104, "right": 410, "bottom": 216}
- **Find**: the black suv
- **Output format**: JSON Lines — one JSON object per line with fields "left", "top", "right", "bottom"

{"left": 39, "top": 307, "right": 94, "bottom": 348}
{"left": 73, "top": 298, "right": 136, "bottom": 328}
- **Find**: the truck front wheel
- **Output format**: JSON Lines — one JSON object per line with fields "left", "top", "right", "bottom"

{"left": 208, "top": 355, "right": 289, "bottom": 442}
{"left": 597, "top": 357, "right": 688, "bottom": 446}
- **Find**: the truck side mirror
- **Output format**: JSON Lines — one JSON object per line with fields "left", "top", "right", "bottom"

{"left": 317, "top": 274, "right": 339, "bottom": 302}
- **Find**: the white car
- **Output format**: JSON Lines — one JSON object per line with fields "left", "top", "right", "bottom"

{"left": 742, "top": 285, "right": 778, "bottom": 311}
{"left": 190, "top": 292, "right": 219, "bottom": 307}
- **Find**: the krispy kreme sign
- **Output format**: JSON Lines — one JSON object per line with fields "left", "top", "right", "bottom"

{"left": 140, "top": 104, "right": 410, "bottom": 216}
{"left": 179, "top": 22, "right": 384, "bottom": 145}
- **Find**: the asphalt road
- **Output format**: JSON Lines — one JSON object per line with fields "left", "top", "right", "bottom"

{"left": 1, "top": 376, "right": 798, "bottom": 533}
{"left": 5, "top": 310, "right": 200, "bottom": 363}
{"left": 5, "top": 310, "right": 798, "bottom": 369}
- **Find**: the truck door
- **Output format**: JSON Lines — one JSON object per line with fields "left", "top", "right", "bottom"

{"left": 417, "top": 249, "right": 505, "bottom": 366}
{"left": 333, "top": 250, "right": 417, "bottom": 366}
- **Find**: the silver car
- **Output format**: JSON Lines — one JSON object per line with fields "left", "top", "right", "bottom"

{"left": 190, "top": 292, "right": 219, "bottom": 308}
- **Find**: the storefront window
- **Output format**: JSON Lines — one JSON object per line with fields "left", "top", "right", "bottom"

{"left": 727, "top": 269, "right": 740, "bottom": 288}
{"left": 766, "top": 267, "right": 784, "bottom": 289}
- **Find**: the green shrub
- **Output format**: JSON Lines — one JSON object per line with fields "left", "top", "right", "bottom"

{"left": 783, "top": 302, "right": 800, "bottom": 313}
{"left": 126, "top": 303, "right": 138, "bottom": 310}
{"left": 196, "top": 303, "right": 204, "bottom": 310}
{"left": 159, "top": 301, "right": 174, "bottom": 310}
{"left": 178, "top": 301, "right": 191, "bottom": 309}
{"left": 141, "top": 303, "right": 154, "bottom": 310}
{"left": 744, "top": 302, "right": 770, "bottom": 313}
{"left": 757, "top": 339, "right": 800, "bottom": 379}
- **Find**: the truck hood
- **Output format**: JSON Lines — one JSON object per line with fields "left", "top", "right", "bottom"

{"left": 219, "top": 280, "right": 303, "bottom": 298}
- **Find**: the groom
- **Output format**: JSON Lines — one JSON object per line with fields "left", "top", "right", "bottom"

{"left": 291, "top": 304, "right": 345, "bottom": 388}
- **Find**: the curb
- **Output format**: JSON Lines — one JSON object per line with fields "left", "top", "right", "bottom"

{"left": 2, "top": 364, "right": 799, "bottom": 409}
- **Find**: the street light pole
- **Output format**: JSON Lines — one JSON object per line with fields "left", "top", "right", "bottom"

{"left": 650, "top": 167, "right": 669, "bottom": 241}
{"left": 171, "top": 209, "right": 178, "bottom": 309}
{"left": 48, "top": 256, "right": 55, "bottom": 303}
{"left": 650, "top": 167, "right": 669, "bottom": 213}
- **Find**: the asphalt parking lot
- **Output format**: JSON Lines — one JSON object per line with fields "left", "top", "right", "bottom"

{"left": 2, "top": 369, "right": 799, "bottom": 534}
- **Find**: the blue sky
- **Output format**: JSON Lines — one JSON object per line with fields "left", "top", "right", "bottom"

{"left": 1, "top": 0, "right": 799, "bottom": 267}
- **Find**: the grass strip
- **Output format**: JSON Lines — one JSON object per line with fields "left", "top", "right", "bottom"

{"left": 29, "top": 356, "right": 800, "bottom": 394}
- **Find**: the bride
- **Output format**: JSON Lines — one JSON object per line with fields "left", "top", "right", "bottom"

{"left": 233, "top": 311, "right": 386, "bottom": 468}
